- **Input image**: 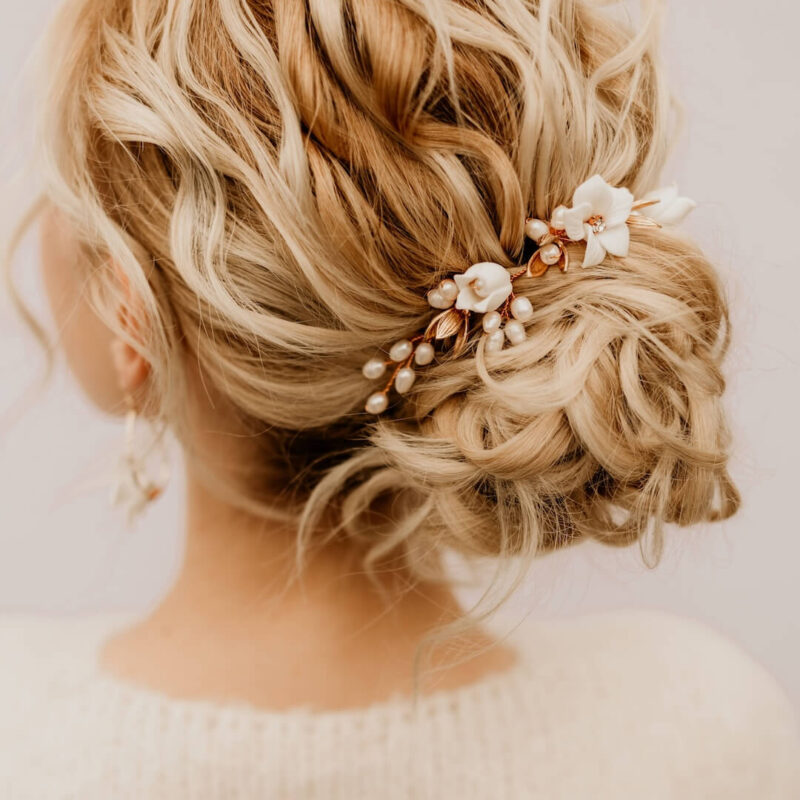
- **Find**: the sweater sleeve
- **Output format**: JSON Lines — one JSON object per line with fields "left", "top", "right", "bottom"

{"left": 0, "top": 612, "right": 131, "bottom": 738}
{"left": 0, "top": 614, "right": 54, "bottom": 737}
{"left": 603, "top": 610, "right": 800, "bottom": 798}
{"left": 686, "top": 624, "right": 800, "bottom": 798}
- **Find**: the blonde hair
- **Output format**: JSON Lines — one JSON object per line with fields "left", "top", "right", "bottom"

{"left": 27, "top": 0, "right": 738, "bottom": 586}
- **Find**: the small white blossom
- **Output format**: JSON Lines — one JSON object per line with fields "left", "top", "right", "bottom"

{"left": 562, "top": 175, "right": 634, "bottom": 267}
{"left": 454, "top": 262, "right": 513, "bottom": 313}
{"left": 641, "top": 184, "right": 696, "bottom": 225}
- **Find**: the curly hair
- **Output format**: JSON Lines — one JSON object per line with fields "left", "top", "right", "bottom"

{"left": 25, "top": 0, "right": 738, "bottom": 584}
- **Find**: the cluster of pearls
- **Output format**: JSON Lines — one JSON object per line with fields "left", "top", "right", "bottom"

{"left": 524, "top": 204, "right": 569, "bottom": 243}
{"left": 523, "top": 206, "right": 572, "bottom": 274}
{"left": 428, "top": 267, "right": 534, "bottom": 356}
{"left": 362, "top": 336, "right": 436, "bottom": 414}
{"left": 481, "top": 296, "right": 533, "bottom": 354}
{"left": 427, "top": 278, "right": 459, "bottom": 309}
{"left": 361, "top": 268, "right": 536, "bottom": 412}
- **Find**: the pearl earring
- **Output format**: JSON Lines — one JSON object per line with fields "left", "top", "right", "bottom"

{"left": 110, "top": 397, "right": 170, "bottom": 524}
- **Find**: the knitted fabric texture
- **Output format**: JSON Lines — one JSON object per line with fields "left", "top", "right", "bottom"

{"left": 1, "top": 610, "right": 798, "bottom": 799}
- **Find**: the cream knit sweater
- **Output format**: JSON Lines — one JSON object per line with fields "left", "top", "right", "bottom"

{"left": 1, "top": 609, "right": 798, "bottom": 799}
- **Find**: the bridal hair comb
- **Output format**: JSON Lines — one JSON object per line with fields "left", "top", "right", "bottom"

{"left": 361, "top": 175, "right": 696, "bottom": 414}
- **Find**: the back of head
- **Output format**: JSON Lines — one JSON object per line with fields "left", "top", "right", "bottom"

{"left": 34, "top": 0, "right": 739, "bottom": 576}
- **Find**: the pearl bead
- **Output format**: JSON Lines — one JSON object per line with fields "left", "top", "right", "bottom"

{"left": 395, "top": 367, "right": 416, "bottom": 394}
{"left": 427, "top": 289, "right": 451, "bottom": 309}
{"left": 389, "top": 339, "right": 413, "bottom": 362}
{"left": 550, "top": 205, "right": 568, "bottom": 230}
{"left": 438, "top": 279, "right": 458, "bottom": 304}
{"left": 510, "top": 296, "right": 533, "bottom": 322}
{"left": 361, "top": 357, "right": 387, "bottom": 380}
{"left": 414, "top": 342, "right": 435, "bottom": 365}
{"left": 482, "top": 311, "right": 502, "bottom": 333}
{"left": 524, "top": 218, "right": 550, "bottom": 244}
{"left": 365, "top": 392, "right": 388, "bottom": 414}
{"left": 539, "top": 242, "right": 562, "bottom": 266}
{"left": 484, "top": 330, "right": 505, "bottom": 354}
{"left": 504, "top": 319, "right": 526, "bottom": 345}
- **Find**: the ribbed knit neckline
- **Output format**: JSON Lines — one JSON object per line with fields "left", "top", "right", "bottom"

{"left": 76, "top": 614, "right": 535, "bottom": 729}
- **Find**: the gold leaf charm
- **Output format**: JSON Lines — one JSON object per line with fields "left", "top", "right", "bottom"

{"left": 526, "top": 252, "right": 549, "bottom": 278}
{"left": 425, "top": 308, "right": 465, "bottom": 340}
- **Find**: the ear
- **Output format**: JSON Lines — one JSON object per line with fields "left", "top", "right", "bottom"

{"left": 110, "top": 337, "right": 150, "bottom": 397}
{"left": 109, "top": 266, "right": 151, "bottom": 401}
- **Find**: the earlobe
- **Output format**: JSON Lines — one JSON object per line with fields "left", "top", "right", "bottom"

{"left": 110, "top": 263, "right": 151, "bottom": 402}
{"left": 110, "top": 337, "right": 150, "bottom": 397}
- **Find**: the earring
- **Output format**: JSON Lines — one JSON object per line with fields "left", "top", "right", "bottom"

{"left": 110, "top": 397, "right": 171, "bottom": 524}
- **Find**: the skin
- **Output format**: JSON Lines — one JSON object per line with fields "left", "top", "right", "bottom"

{"left": 39, "top": 204, "right": 518, "bottom": 711}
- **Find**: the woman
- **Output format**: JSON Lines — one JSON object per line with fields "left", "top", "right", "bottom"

{"left": 2, "top": 0, "right": 798, "bottom": 796}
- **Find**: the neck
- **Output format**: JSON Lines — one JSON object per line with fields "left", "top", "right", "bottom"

{"left": 99, "top": 462, "right": 517, "bottom": 709}
{"left": 151, "top": 463, "right": 467, "bottom": 657}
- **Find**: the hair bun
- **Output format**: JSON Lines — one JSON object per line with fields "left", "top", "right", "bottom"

{"left": 367, "top": 229, "right": 739, "bottom": 562}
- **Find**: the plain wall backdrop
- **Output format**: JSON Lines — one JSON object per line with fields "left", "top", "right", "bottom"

{"left": 2, "top": 0, "right": 799, "bottom": 708}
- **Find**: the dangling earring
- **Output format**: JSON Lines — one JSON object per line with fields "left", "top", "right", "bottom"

{"left": 110, "top": 396, "right": 171, "bottom": 524}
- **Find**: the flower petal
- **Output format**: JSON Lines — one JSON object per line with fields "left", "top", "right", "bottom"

{"left": 655, "top": 196, "right": 697, "bottom": 225}
{"left": 597, "top": 223, "right": 630, "bottom": 257}
{"left": 453, "top": 273, "right": 470, "bottom": 290}
{"left": 582, "top": 228, "right": 607, "bottom": 267}
{"left": 563, "top": 202, "right": 591, "bottom": 241}
{"left": 645, "top": 184, "right": 678, "bottom": 207}
{"left": 572, "top": 175, "right": 613, "bottom": 213}
{"left": 453, "top": 262, "right": 511, "bottom": 312}
{"left": 477, "top": 284, "right": 513, "bottom": 313}
{"left": 604, "top": 186, "right": 635, "bottom": 227}
{"left": 455, "top": 289, "right": 479, "bottom": 311}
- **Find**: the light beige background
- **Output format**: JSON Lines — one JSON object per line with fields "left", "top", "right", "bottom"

{"left": 2, "top": 1, "right": 799, "bottom": 707}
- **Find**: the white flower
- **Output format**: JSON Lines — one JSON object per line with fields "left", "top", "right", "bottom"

{"left": 454, "top": 262, "right": 513, "bottom": 313}
{"left": 640, "top": 184, "right": 696, "bottom": 225}
{"left": 562, "top": 175, "right": 635, "bottom": 268}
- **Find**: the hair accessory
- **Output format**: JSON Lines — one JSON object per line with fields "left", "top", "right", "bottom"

{"left": 362, "top": 175, "right": 695, "bottom": 414}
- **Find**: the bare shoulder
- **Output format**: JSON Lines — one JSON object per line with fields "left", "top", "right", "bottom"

{"left": 513, "top": 609, "right": 800, "bottom": 797}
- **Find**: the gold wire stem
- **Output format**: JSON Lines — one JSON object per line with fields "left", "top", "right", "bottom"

{"left": 626, "top": 214, "right": 662, "bottom": 229}
{"left": 510, "top": 264, "right": 529, "bottom": 281}
{"left": 631, "top": 198, "right": 660, "bottom": 212}
{"left": 381, "top": 360, "right": 405, "bottom": 395}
